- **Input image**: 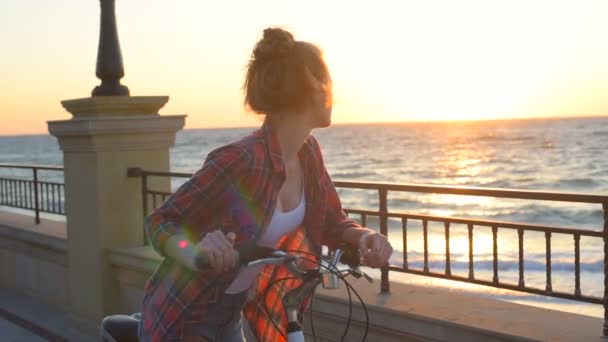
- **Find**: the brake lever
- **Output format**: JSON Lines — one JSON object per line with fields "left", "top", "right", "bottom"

{"left": 246, "top": 253, "right": 297, "bottom": 267}
{"left": 350, "top": 266, "right": 374, "bottom": 283}
{"left": 349, "top": 268, "right": 363, "bottom": 279}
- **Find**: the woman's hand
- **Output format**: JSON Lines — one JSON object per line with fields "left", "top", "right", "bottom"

{"left": 196, "top": 231, "right": 237, "bottom": 272}
{"left": 358, "top": 231, "right": 393, "bottom": 268}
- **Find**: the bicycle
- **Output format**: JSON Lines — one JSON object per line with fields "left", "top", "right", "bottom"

{"left": 100, "top": 243, "right": 372, "bottom": 342}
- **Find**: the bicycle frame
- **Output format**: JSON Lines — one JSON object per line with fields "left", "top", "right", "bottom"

{"left": 274, "top": 248, "right": 358, "bottom": 342}
{"left": 283, "top": 272, "right": 323, "bottom": 341}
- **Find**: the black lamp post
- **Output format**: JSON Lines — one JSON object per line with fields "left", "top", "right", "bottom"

{"left": 92, "top": 0, "right": 130, "bottom": 96}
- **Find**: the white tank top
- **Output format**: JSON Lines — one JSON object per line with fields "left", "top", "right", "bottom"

{"left": 224, "top": 189, "right": 306, "bottom": 294}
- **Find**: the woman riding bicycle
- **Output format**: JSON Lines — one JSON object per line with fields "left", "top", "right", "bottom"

{"left": 138, "top": 27, "right": 393, "bottom": 342}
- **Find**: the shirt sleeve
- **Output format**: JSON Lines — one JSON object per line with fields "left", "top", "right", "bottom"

{"left": 144, "top": 144, "right": 249, "bottom": 258}
{"left": 311, "top": 137, "right": 361, "bottom": 250}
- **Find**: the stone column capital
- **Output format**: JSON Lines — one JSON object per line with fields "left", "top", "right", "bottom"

{"left": 47, "top": 115, "right": 186, "bottom": 152}
{"left": 61, "top": 96, "right": 169, "bottom": 117}
{"left": 48, "top": 96, "right": 185, "bottom": 152}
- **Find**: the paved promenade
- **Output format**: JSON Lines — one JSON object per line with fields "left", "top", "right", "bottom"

{"left": 0, "top": 318, "right": 48, "bottom": 342}
{"left": 0, "top": 287, "right": 95, "bottom": 342}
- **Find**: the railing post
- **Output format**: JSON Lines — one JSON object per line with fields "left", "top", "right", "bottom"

{"left": 127, "top": 167, "right": 149, "bottom": 244}
{"left": 518, "top": 228, "right": 525, "bottom": 288}
{"left": 574, "top": 233, "right": 581, "bottom": 297}
{"left": 379, "top": 188, "right": 390, "bottom": 294}
{"left": 402, "top": 218, "right": 408, "bottom": 270}
{"left": 445, "top": 221, "right": 451, "bottom": 276}
{"left": 603, "top": 203, "right": 608, "bottom": 336}
{"left": 142, "top": 174, "right": 149, "bottom": 244}
{"left": 545, "top": 231, "right": 552, "bottom": 293}
{"left": 468, "top": 223, "right": 474, "bottom": 280}
{"left": 33, "top": 167, "right": 40, "bottom": 224}
{"left": 423, "top": 219, "right": 429, "bottom": 273}
{"left": 492, "top": 225, "right": 499, "bottom": 284}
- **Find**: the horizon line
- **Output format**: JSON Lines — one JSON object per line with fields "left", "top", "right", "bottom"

{"left": 1, "top": 113, "right": 607, "bottom": 138}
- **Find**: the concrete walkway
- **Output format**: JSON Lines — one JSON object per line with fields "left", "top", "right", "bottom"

{"left": 0, "top": 318, "right": 48, "bottom": 342}
{"left": 0, "top": 287, "right": 95, "bottom": 342}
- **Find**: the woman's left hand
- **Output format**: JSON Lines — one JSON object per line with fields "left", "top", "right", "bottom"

{"left": 358, "top": 231, "right": 393, "bottom": 268}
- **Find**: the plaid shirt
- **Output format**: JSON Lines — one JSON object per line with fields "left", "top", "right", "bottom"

{"left": 139, "top": 120, "right": 360, "bottom": 341}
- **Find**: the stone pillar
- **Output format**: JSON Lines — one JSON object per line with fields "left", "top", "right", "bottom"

{"left": 47, "top": 96, "right": 185, "bottom": 332}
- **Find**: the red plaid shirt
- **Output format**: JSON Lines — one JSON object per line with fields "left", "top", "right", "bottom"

{"left": 139, "top": 120, "right": 360, "bottom": 341}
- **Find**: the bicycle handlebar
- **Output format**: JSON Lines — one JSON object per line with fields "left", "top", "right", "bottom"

{"left": 193, "top": 243, "right": 297, "bottom": 271}
{"left": 193, "top": 242, "right": 362, "bottom": 273}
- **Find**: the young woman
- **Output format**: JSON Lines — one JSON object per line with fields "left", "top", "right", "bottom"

{"left": 138, "top": 28, "right": 393, "bottom": 342}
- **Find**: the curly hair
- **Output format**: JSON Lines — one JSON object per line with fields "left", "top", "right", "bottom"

{"left": 244, "top": 27, "right": 331, "bottom": 115}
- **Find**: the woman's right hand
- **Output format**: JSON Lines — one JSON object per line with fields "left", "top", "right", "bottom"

{"left": 195, "top": 231, "right": 237, "bottom": 272}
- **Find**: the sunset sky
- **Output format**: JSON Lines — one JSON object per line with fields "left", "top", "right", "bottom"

{"left": 1, "top": 0, "right": 607, "bottom": 135}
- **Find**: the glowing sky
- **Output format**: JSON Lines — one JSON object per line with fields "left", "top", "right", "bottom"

{"left": 1, "top": 0, "right": 607, "bottom": 135}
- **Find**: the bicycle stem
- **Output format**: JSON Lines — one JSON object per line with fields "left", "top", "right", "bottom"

{"left": 283, "top": 274, "right": 322, "bottom": 322}
{"left": 282, "top": 249, "right": 344, "bottom": 328}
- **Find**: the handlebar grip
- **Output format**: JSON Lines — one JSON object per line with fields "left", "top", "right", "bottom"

{"left": 338, "top": 245, "right": 361, "bottom": 268}
{"left": 193, "top": 243, "right": 277, "bottom": 271}
{"left": 193, "top": 251, "right": 213, "bottom": 270}
{"left": 238, "top": 244, "right": 276, "bottom": 265}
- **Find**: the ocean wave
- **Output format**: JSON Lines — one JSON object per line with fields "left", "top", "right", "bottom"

{"left": 347, "top": 202, "right": 604, "bottom": 229}
{"left": 512, "top": 177, "right": 536, "bottom": 183}
{"left": 390, "top": 250, "right": 604, "bottom": 272}
{"left": 332, "top": 171, "right": 378, "bottom": 179}
{"left": 474, "top": 134, "right": 500, "bottom": 141}
{"left": 368, "top": 157, "right": 402, "bottom": 164}
{"left": 477, "top": 180, "right": 515, "bottom": 188}
{"left": 485, "top": 158, "right": 516, "bottom": 165}
{"left": 472, "top": 134, "right": 537, "bottom": 143}
{"left": 542, "top": 141, "right": 555, "bottom": 149}
{"left": 556, "top": 178, "right": 603, "bottom": 189}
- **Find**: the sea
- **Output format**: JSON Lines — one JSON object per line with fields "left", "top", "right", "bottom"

{"left": 1, "top": 116, "right": 607, "bottom": 317}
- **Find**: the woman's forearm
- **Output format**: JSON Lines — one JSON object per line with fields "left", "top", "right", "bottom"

{"left": 341, "top": 226, "right": 374, "bottom": 247}
{"left": 164, "top": 233, "right": 199, "bottom": 271}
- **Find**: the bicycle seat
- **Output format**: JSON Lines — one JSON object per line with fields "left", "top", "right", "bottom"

{"left": 100, "top": 314, "right": 140, "bottom": 342}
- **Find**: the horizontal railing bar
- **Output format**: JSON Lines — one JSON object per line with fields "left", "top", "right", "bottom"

{"left": 0, "top": 164, "right": 63, "bottom": 171}
{"left": 1, "top": 203, "right": 26, "bottom": 210}
{"left": 334, "top": 180, "right": 608, "bottom": 204}
{"left": 36, "top": 181, "right": 64, "bottom": 187}
{"left": 0, "top": 203, "right": 60, "bottom": 213}
{"left": 127, "top": 168, "right": 192, "bottom": 178}
{"left": 0, "top": 203, "right": 60, "bottom": 215}
{"left": 0, "top": 178, "right": 64, "bottom": 187}
{"left": 149, "top": 190, "right": 171, "bottom": 196}
{"left": 126, "top": 168, "right": 608, "bottom": 204}
{"left": 388, "top": 266, "right": 603, "bottom": 304}
{"left": 343, "top": 209, "right": 603, "bottom": 237}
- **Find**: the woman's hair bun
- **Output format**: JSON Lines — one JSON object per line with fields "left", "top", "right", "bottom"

{"left": 244, "top": 27, "right": 330, "bottom": 115}
{"left": 253, "top": 28, "right": 295, "bottom": 61}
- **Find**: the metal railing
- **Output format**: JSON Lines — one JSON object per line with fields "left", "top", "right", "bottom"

{"left": 127, "top": 167, "right": 608, "bottom": 335}
{"left": 335, "top": 182, "right": 608, "bottom": 301}
{"left": 0, "top": 164, "right": 65, "bottom": 223}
